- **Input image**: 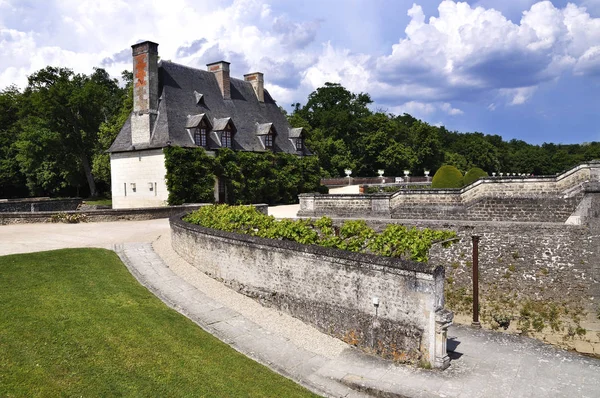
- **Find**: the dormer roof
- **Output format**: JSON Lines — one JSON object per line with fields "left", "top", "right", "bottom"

{"left": 109, "top": 59, "right": 301, "bottom": 154}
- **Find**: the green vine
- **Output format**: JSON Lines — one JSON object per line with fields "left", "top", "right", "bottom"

{"left": 184, "top": 205, "right": 457, "bottom": 262}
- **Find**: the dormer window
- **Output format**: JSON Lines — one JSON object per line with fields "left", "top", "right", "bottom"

{"left": 194, "top": 120, "right": 208, "bottom": 147}
{"left": 212, "top": 117, "right": 236, "bottom": 149}
{"left": 265, "top": 132, "right": 274, "bottom": 149}
{"left": 256, "top": 122, "right": 277, "bottom": 151}
{"left": 289, "top": 127, "right": 304, "bottom": 152}
{"left": 222, "top": 128, "right": 233, "bottom": 148}
{"left": 186, "top": 113, "right": 212, "bottom": 147}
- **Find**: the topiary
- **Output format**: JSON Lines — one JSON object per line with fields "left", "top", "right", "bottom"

{"left": 431, "top": 165, "right": 464, "bottom": 188}
{"left": 463, "top": 167, "right": 488, "bottom": 186}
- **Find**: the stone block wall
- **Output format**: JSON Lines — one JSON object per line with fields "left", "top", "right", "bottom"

{"left": 170, "top": 216, "right": 453, "bottom": 368}
{"left": 299, "top": 162, "right": 600, "bottom": 222}
{"left": 0, "top": 198, "right": 82, "bottom": 213}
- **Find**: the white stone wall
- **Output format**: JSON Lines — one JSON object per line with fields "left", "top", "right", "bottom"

{"left": 110, "top": 149, "right": 168, "bottom": 209}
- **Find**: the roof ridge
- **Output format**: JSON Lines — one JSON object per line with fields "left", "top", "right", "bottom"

{"left": 160, "top": 60, "right": 253, "bottom": 83}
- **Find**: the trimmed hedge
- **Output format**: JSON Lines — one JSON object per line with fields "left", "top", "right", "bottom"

{"left": 431, "top": 165, "right": 464, "bottom": 189}
{"left": 463, "top": 167, "right": 488, "bottom": 186}
{"left": 183, "top": 205, "right": 457, "bottom": 263}
{"left": 164, "top": 147, "right": 326, "bottom": 206}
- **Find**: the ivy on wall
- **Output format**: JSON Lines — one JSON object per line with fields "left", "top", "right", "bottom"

{"left": 164, "top": 147, "right": 326, "bottom": 206}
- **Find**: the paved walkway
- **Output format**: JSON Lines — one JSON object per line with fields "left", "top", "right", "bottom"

{"left": 118, "top": 240, "right": 600, "bottom": 398}
{"left": 2, "top": 219, "right": 600, "bottom": 397}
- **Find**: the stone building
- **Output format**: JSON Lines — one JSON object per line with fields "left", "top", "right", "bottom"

{"left": 108, "top": 41, "right": 307, "bottom": 208}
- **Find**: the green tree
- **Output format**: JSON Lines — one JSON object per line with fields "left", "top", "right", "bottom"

{"left": 92, "top": 71, "right": 133, "bottom": 189}
{"left": 21, "top": 66, "right": 124, "bottom": 197}
{"left": 0, "top": 86, "right": 27, "bottom": 197}
{"left": 14, "top": 117, "right": 83, "bottom": 195}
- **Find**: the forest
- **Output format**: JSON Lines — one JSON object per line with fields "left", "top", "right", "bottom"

{"left": 1, "top": 68, "right": 599, "bottom": 199}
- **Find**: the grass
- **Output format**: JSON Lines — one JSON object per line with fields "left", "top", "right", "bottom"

{"left": 0, "top": 249, "right": 319, "bottom": 397}
{"left": 83, "top": 197, "right": 112, "bottom": 206}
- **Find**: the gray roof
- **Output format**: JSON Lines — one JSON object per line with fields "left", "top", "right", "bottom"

{"left": 213, "top": 117, "right": 233, "bottom": 131}
{"left": 256, "top": 122, "right": 273, "bottom": 136}
{"left": 289, "top": 127, "right": 303, "bottom": 138}
{"left": 108, "top": 60, "right": 306, "bottom": 154}
{"left": 186, "top": 113, "right": 209, "bottom": 129}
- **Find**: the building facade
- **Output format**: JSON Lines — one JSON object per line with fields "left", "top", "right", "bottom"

{"left": 108, "top": 41, "right": 306, "bottom": 208}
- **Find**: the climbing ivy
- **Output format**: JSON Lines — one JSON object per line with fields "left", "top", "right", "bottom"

{"left": 164, "top": 147, "right": 326, "bottom": 206}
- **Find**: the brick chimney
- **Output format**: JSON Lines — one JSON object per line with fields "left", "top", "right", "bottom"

{"left": 131, "top": 41, "right": 159, "bottom": 146}
{"left": 244, "top": 72, "right": 264, "bottom": 103}
{"left": 207, "top": 61, "right": 231, "bottom": 100}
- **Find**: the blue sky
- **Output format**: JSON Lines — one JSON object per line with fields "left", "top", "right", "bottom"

{"left": 1, "top": 0, "right": 599, "bottom": 144}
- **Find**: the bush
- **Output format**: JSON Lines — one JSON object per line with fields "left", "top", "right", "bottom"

{"left": 463, "top": 167, "right": 488, "bottom": 186}
{"left": 431, "top": 165, "right": 464, "bottom": 188}
{"left": 184, "top": 205, "right": 457, "bottom": 262}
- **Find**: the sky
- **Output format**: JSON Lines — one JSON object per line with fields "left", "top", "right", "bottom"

{"left": 1, "top": 0, "right": 599, "bottom": 145}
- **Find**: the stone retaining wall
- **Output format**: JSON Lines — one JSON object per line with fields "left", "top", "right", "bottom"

{"left": 0, "top": 197, "right": 82, "bottom": 213}
{"left": 0, "top": 204, "right": 268, "bottom": 225}
{"left": 299, "top": 162, "right": 600, "bottom": 223}
{"left": 170, "top": 215, "right": 453, "bottom": 368}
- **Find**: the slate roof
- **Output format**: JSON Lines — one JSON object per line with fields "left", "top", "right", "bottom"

{"left": 108, "top": 60, "right": 305, "bottom": 154}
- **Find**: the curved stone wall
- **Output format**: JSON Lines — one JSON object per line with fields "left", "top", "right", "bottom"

{"left": 170, "top": 215, "right": 453, "bottom": 368}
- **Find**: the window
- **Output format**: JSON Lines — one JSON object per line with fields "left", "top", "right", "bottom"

{"left": 296, "top": 137, "right": 303, "bottom": 150}
{"left": 222, "top": 128, "right": 232, "bottom": 148}
{"left": 194, "top": 122, "right": 207, "bottom": 147}
{"left": 265, "top": 132, "right": 274, "bottom": 149}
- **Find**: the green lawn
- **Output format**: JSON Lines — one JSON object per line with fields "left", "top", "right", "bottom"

{"left": 83, "top": 197, "right": 112, "bottom": 207}
{"left": 0, "top": 249, "right": 319, "bottom": 397}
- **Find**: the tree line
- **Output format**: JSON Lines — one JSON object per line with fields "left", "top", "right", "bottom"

{"left": 289, "top": 82, "right": 600, "bottom": 178}
{"left": 1, "top": 68, "right": 599, "bottom": 199}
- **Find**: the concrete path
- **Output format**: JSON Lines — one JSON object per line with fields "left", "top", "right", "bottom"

{"left": 2, "top": 219, "right": 600, "bottom": 397}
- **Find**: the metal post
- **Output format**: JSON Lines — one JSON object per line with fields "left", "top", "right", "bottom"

{"left": 472, "top": 235, "right": 481, "bottom": 328}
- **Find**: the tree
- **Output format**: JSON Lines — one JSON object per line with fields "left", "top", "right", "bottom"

{"left": 21, "top": 67, "right": 124, "bottom": 197}
{"left": 92, "top": 71, "right": 133, "bottom": 190}
{"left": 0, "top": 86, "right": 28, "bottom": 197}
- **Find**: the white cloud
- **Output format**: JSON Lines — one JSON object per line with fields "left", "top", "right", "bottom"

{"left": 500, "top": 86, "right": 538, "bottom": 105}
{"left": 441, "top": 102, "right": 464, "bottom": 115}
{"left": 373, "top": 1, "right": 600, "bottom": 107}
{"left": 1, "top": 0, "right": 600, "bottom": 115}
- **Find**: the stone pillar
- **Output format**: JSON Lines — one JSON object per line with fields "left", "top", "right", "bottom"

{"left": 371, "top": 195, "right": 391, "bottom": 217}
{"left": 244, "top": 72, "right": 264, "bottom": 102}
{"left": 207, "top": 61, "right": 231, "bottom": 100}
{"left": 131, "top": 41, "right": 159, "bottom": 146}
{"left": 298, "top": 193, "right": 316, "bottom": 216}
{"left": 434, "top": 308, "right": 453, "bottom": 369}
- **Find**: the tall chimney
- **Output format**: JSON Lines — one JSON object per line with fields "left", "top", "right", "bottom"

{"left": 207, "top": 61, "right": 231, "bottom": 100}
{"left": 131, "top": 41, "right": 159, "bottom": 146}
{"left": 244, "top": 72, "right": 264, "bottom": 102}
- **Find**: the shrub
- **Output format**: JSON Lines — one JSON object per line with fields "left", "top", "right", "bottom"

{"left": 49, "top": 213, "right": 88, "bottom": 223}
{"left": 183, "top": 205, "right": 457, "bottom": 262}
{"left": 431, "top": 165, "right": 463, "bottom": 188}
{"left": 463, "top": 167, "right": 488, "bottom": 186}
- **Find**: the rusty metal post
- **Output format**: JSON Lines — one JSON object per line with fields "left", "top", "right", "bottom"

{"left": 472, "top": 235, "right": 481, "bottom": 328}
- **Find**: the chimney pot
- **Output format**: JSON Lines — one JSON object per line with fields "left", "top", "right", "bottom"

{"left": 131, "top": 41, "right": 159, "bottom": 146}
{"left": 207, "top": 61, "right": 231, "bottom": 100}
{"left": 244, "top": 72, "right": 264, "bottom": 103}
